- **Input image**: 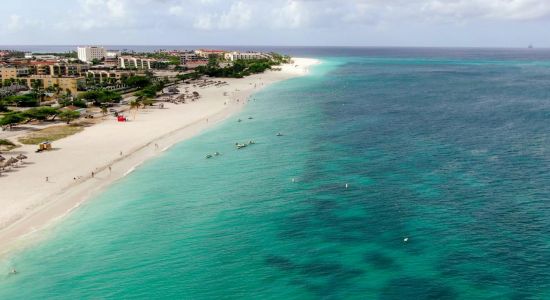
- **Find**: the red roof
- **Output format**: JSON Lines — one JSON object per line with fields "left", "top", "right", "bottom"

{"left": 198, "top": 49, "right": 225, "bottom": 53}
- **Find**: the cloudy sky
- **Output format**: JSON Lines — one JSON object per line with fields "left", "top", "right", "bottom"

{"left": 2, "top": 0, "right": 550, "bottom": 47}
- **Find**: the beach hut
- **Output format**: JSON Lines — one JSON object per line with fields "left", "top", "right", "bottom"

{"left": 16, "top": 154, "right": 27, "bottom": 162}
{"left": 38, "top": 142, "right": 52, "bottom": 152}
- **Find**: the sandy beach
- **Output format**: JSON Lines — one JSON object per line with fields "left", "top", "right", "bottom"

{"left": 0, "top": 57, "right": 320, "bottom": 255}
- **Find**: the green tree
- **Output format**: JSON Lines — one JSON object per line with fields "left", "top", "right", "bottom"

{"left": 101, "top": 106, "right": 108, "bottom": 119}
{"left": 129, "top": 99, "right": 141, "bottom": 120}
{"left": 53, "top": 84, "right": 61, "bottom": 96}
{"left": 0, "top": 112, "right": 25, "bottom": 127}
{"left": 58, "top": 110, "right": 81, "bottom": 124}
{"left": 78, "top": 90, "right": 122, "bottom": 106}
{"left": 30, "top": 79, "right": 42, "bottom": 92}
{"left": 0, "top": 100, "right": 8, "bottom": 112}
{"left": 22, "top": 107, "right": 61, "bottom": 122}
{"left": 135, "top": 86, "right": 157, "bottom": 98}
{"left": 141, "top": 98, "right": 154, "bottom": 107}
{"left": 123, "top": 76, "right": 152, "bottom": 88}
{"left": 4, "top": 94, "right": 39, "bottom": 107}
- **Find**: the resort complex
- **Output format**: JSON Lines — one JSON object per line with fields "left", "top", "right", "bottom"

{"left": 0, "top": 45, "right": 295, "bottom": 197}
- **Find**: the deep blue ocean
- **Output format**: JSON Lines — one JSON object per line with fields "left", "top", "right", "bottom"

{"left": 2, "top": 47, "right": 550, "bottom": 299}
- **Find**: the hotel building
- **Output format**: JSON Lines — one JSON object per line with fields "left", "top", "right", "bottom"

{"left": 224, "top": 52, "right": 271, "bottom": 61}
{"left": 118, "top": 57, "right": 155, "bottom": 70}
{"left": 77, "top": 46, "right": 107, "bottom": 63}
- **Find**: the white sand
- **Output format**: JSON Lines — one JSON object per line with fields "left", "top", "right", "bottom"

{"left": 0, "top": 58, "right": 320, "bottom": 255}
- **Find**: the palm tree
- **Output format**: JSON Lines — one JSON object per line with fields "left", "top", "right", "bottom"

{"left": 129, "top": 99, "right": 141, "bottom": 120}
{"left": 53, "top": 84, "right": 61, "bottom": 97}
{"left": 30, "top": 80, "right": 45, "bottom": 106}
{"left": 30, "top": 79, "right": 42, "bottom": 91}
{"left": 100, "top": 106, "right": 108, "bottom": 119}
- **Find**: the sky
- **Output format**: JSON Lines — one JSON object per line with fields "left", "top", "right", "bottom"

{"left": 1, "top": 0, "right": 550, "bottom": 47}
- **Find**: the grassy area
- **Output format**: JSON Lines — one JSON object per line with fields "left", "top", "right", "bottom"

{"left": 18, "top": 125, "right": 84, "bottom": 145}
{"left": 0, "top": 139, "right": 18, "bottom": 151}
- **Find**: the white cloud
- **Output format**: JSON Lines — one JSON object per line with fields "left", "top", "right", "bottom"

{"left": 193, "top": 1, "right": 252, "bottom": 30}
{"left": 194, "top": 14, "right": 214, "bottom": 30}
{"left": 75, "top": 0, "right": 131, "bottom": 30}
{"left": 168, "top": 5, "right": 184, "bottom": 16}
{"left": 420, "top": 0, "right": 550, "bottom": 21}
{"left": 271, "top": 0, "right": 308, "bottom": 29}
{"left": 2, "top": 0, "right": 550, "bottom": 45}
{"left": 218, "top": 1, "right": 252, "bottom": 29}
{"left": 6, "top": 14, "right": 22, "bottom": 31}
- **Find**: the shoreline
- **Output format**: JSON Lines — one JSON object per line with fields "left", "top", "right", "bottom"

{"left": 0, "top": 57, "right": 320, "bottom": 257}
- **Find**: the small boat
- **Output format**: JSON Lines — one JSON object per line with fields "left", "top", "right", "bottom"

{"left": 276, "top": 132, "right": 283, "bottom": 137}
{"left": 248, "top": 117, "right": 253, "bottom": 120}
{"left": 236, "top": 143, "right": 247, "bottom": 149}
{"left": 238, "top": 119, "right": 242, "bottom": 122}
{"left": 206, "top": 154, "right": 213, "bottom": 159}
{"left": 214, "top": 152, "right": 221, "bottom": 156}
{"left": 248, "top": 140, "right": 255, "bottom": 145}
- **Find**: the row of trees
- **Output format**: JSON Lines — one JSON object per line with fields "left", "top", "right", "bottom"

{"left": 177, "top": 56, "right": 288, "bottom": 80}
{"left": 198, "top": 57, "right": 276, "bottom": 78}
{"left": 1, "top": 93, "right": 40, "bottom": 108}
{"left": 0, "top": 107, "right": 80, "bottom": 127}
{"left": 0, "top": 78, "right": 28, "bottom": 88}
{"left": 0, "top": 73, "right": 169, "bottom": 127}
{"left": 77, "top": 90, "right": 122, "bottom": 106}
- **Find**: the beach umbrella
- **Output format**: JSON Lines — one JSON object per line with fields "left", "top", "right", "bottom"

{"left": 16, "top": 154, "right": 27, "bottom": 160}
{"left": 6, "top": 157, "right": 18, "bottom": 166}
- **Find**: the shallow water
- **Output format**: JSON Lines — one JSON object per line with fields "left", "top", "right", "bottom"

{"left": 2, "top": 49, "right": 550, "bottom": 299}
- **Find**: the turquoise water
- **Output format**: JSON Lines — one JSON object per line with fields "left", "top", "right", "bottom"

{"left": 2, "top": 50, "right": 550, "bottom": 299}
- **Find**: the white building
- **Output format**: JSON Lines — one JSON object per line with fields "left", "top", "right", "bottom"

{"left": 77, "top": 46, "right": 107, "bottom": 63}
{"left": 224, "top": 52, "right": 271, "bottom": 61}
{"left": 24, "top": 53, "right": 58, "bottom": 60}
{"left": 118, "top": 56, "right": 154, "bottom": 69}
{"left": 106, "top": 50, "right": 121, "bottom": 59}
{"left": 180, "top": 52, "right": 200, "bottom": 65}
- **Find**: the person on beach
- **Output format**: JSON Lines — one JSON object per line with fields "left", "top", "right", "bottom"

{"left": 46, "top": 177, "right": 49, "bottom": 182}
{"left": 109, "top": 166, "right": 112, "bottom": 173}
{"left": 91, "top": 172, "right": 94, "bottom": 178}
